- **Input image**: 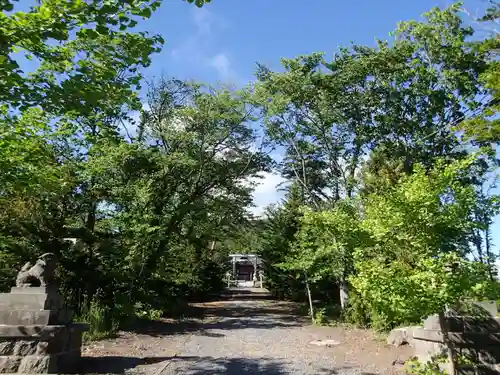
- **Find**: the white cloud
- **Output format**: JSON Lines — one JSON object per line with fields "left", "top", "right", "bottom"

{"left": 192, "top": 7, "right": 213, "bottom": 34}
{"left": 209, "top": 53, "right": 237, "bottom": 81}
{"left": 171, "top": 8, "right": 210, "bottom": 64}
{"left": 171, "top": 8, "right": 239, "bottom": 82}
{"left": 247, "top": 172, "right": 287, "bottom": 217}
{"left": 171, "top": 37, "right": 204, "bottom": 65}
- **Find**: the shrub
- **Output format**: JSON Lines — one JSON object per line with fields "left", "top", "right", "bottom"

{"left": 77, "top": 301, "right": 120, "bottom": 341}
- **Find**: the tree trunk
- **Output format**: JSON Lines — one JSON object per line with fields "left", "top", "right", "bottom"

{"left": 485, "top": 223, "right": 494, "bottom": 280}
{"left": 473, "top": 212, "right": 484, "bottom": 263}
{"left": 305, "top": 272, "right": 315, "bottom": 324}
{"left": 84, "top": 199, "right": 97, "bottom": 309}
{"left": 347, "top": 142, "right": 361, "bottom": 198}
{"left": 339, "top": 278, "right": 348, "bottom": 310}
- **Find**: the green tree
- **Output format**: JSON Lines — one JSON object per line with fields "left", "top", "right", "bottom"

{"left": 458, "top": 2, "right": 500, "bottom": 148}
{"left": 351, "top": 157, "right": 499, "bottom": 329}
{"left": 77, "top": 79, "right": 270, "bottom": 308}
{"left": 259, "top": 183, "right": 307, "bottom": 300}
{"left": 0, "top": 0, "right": 165, "bottom": 109}
{"left": 253, "top": 3, "right": 490, "bottom": 203}
{"left": 357, "top": 145, "right": 408, "bottom": 196}
{"left": 254, "top": 53, "right": 369, "bottom": 203}
{"left": 281, "top": 200, "right": 365, "bottom": 310}
{"left": 1, "top": 0, "right": 247, "bottom": 336}
{"left": 135, "top": 79, "right": 271, "bottom": 273}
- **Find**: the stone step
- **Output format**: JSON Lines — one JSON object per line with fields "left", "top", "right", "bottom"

{"left": 0, "top": 309, "right": 73, "bottom": 326}
{"left": 0, "top": 323, "right": 88, "bottom": 340}
{"left": 0, "top": 293, "right": 61, "bottom": 310}
{"left": 10, "top": 287, "right": 54, "bottom": 295}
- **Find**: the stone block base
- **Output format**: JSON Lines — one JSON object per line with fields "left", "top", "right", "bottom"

{"left": 0, "top": 284, "right": 88, "bottom": 374}
{"left": 0, "top": 351, "right": 80, "bottom": 373}
{"left": 0, "top": 323, "right": 87, "bottom": 373}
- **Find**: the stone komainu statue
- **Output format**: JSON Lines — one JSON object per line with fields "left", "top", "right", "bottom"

{"left": 15, "top": 253, "right": 57, "bottom": 287}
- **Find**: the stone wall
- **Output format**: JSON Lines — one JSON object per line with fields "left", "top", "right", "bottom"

{"left": 413, "top": 302, "right": 500, "bottom": 375}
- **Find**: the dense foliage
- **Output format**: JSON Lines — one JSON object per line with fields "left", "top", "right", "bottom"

{"left": 351, "top": 158, "right": 499, "bottom": 330}
{"left": 1, "top": 0, "right": 500, "bottom": 340}
{"left": 253, "top": 2, "right": 500, "bottom": 330}
{"left": 0, "top": 0, "right": 269, "bottom": 336}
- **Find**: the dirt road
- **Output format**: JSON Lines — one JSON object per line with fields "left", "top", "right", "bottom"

{"left": 82, "top": 292, "right": 411, "bottom": 374}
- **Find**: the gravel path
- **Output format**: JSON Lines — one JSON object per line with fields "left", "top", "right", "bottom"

{"left": 82, "top": 293, "right": 411, "bottom": 375}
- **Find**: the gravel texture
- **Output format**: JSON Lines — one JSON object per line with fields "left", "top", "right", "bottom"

{"left": 82, "top": 293, "right": 411, "bottom": 375}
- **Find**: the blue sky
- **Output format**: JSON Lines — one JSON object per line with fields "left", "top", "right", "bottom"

{"left": 134, "top": 0, "right": 498, "bottom": 248}
{"left": 143, "top": 0, "right": 488, "bottom": 83}
{"left": 141, "top": 0, "right": 490, "bottom": 82}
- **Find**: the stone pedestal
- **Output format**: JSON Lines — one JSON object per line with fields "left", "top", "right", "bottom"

{"left": 0, "top": 287, "right": 88, "bottom": 374}
{"left": 413, "top": 302, "right": 500, "bottom": 374}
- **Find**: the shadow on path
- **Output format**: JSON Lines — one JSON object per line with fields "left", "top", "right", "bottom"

{"left": 79, "top": 356, "right": 171, "bottom": 374}
{"left": 81, "top": 290, "right": 401, "bottom": 374}
{"left": 80, "top": 355, "right": 379, "bottom": 375}
{"left": 166, "top": 356, "right": 379, "bottom": 375}
{"left": 125, "top": 297, "right": 307, "bottom": 338}
{"left": 79, "top": 355, "right": 381, "bottom": 374}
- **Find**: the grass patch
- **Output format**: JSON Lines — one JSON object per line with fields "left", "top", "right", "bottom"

{"left": 314, "top": 304, "right": 343, "bottom": 326}
{"left": 76, "top": 302, "right": 120, "bottom": 342}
